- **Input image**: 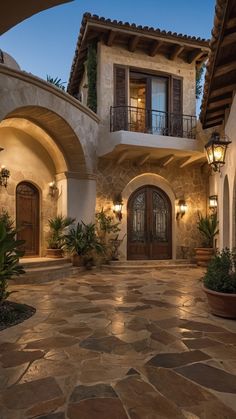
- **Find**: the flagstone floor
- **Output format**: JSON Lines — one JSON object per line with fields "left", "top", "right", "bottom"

{"left": 1, "top": 267, "right": 236, "bottom": 419}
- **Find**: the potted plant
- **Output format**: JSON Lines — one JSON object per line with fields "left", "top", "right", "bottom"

{"left": 96, "top": 208, "right": 120, "bottom": 261}
{"left": 203, "top": 248, "right": 236, "bottom": 318}
{"left": 46, "top": 215, "right": 75, "bottom": 258}
{"left": 64, "top": 221, "right": 105, "bottom": 267}
{"left": 195, "top": 212, "right": 219, "bottom": 266}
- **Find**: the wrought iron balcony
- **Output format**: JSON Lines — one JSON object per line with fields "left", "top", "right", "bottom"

{"left": 110, "top": 106, "right": 197, "bottom": 139}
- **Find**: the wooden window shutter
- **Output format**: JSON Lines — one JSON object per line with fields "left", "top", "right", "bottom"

{"left": 172, "top": 77, "right": 182, "bottom": 114}
{"left": 114, "top": 66, "right": 128, "bottom": 106}
{"left": 113, "top": 66, "right": 128, "bottom": 130}
{"left": 171, "top": 77, "right": 183, "bottom": 136}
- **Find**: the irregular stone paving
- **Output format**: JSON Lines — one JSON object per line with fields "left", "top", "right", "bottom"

{"left": 1, "top": 268, "right": 236, "bottom": 418}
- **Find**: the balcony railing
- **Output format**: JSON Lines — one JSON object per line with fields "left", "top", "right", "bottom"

{"left": 110, "top": 106, "right": 197, "bottom": 139}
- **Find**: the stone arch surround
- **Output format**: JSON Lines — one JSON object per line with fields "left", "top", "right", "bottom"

{"left": 119, "top": 173, "right": 177, "bottom": 260}
{"left": 0, "top": 66, "right": 99, "bottom": 176}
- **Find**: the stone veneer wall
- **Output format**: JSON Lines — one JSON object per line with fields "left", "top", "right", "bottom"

{"left": 96, "top": 159, "right": 208, "bottom": 259}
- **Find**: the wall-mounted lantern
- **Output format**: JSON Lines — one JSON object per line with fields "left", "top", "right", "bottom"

{"left": 176, "top": 199, "right": 187, "bottom": 219}
{"left": 113, "top": 194, "right": 123, "bottom": 221}
{"left": 205, "top": 132, "right": 231, "bottom": 172}
{"left": 209, "top": 195, "right": 218, "bottom": 211}
{"left": 49, "top": 181, "right": 58, "bottom": 198}
{"left": 0, "top": 165, "right": 10, "bottom": 188}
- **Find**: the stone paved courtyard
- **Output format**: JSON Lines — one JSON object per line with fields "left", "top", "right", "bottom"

{"left": 1, "top": 267, "right": 236, "bottom": 418}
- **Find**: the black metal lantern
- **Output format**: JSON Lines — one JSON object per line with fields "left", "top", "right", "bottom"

{"left": 0, "top": 166, "right": 10, "bottom": 188}
{"left": 205, "top": 132, "right": 231, "bottom": 172}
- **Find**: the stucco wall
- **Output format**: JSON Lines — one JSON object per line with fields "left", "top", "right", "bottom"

{"left": 96, "top": 42, "right": 196, "bottom": 134}
{"left": 96, "top": 159, "right": 208, "bottom": 260}
{"left": 208, "top": 94, "right": 236, "bottom": 250}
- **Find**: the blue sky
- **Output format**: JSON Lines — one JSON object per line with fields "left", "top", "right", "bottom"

{"left": 1, "top": 0, "right": 215, "bottom": 85}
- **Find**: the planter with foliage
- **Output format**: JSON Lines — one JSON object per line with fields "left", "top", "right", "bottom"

{"left": 96, "top": 208, "right": 120, "bottom": 261}
{"left": 203, "top": 248, "right": 236, "bottom": 318}
{"left": 46, "top": 215, "right": 75, "bottom": 258}
{"left": 64, "top": 221, "right": 105, "bottom": 268}
{"left": 195, "top": 212, "right": 219, "bottom": 266}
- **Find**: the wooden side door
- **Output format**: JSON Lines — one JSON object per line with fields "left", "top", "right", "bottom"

{"left": 127, "top": 186, "right": 172, "bottom": 260}
{"left": 16, "top": 182, "right": 39, "bottom": 257}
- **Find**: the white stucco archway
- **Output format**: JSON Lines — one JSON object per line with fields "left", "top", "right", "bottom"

{"left": 119, "top": 173, "right": 177, "bottom": 260}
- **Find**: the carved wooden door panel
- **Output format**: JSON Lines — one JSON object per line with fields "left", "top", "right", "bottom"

{"left": 127, "top": 186, "right": 172, "bottom": 260}
{"left": 16, "top": 182, "right": 39, "bottom": 256}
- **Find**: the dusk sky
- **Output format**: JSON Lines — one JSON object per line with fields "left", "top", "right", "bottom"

{"left": 1, "top": 0, "right": 215, "bottom": 87}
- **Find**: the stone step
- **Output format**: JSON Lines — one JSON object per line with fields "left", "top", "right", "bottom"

{"left": 19, "top": 257, "right": 71, "bottom": 269}
{"left": 12, "top": 262, "right": 79, "bottom": 284}
{"left": 101, "top": 259, "right": 197, "bottom": 270}
{"left": 109, "top": 259, "right": 192, "bottom": 266}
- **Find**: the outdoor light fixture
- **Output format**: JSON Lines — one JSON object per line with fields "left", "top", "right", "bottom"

{"left": 176, "top": 199, "right": 187, "bottom": 219}
{"left": 49, "top": 181, "right": 58, "bottom": 197}
{"left": 0, "top": 165, "right": 10, "bottom": 188}
{"left": 209, "top": 195, "right": 218, "bottom": 211}
{"left": 113, "top": 194, "right": 123, "bottom": 221}
{"left": 205, "top": 132, "right": 231, "bottom": 172}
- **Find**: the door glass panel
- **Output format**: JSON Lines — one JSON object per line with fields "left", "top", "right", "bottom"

{"left": 131, "top": 192, "right": 146, "bottom": 241}
{"left": 151, "top": 78, "right": 168, "bottom": 135}
{"left": 152, "top": 191, "right": 168, "bottom": 242}
{"left": 130, "top": 74, "right": 147, "bottom": 132}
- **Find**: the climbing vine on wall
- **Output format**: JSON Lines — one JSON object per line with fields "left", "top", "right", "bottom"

{"left": 87, "top": 42, "right": 97, "bottom": 113}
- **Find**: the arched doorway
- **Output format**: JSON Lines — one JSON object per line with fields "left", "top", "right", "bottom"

{"left": 127, "top": 185, "right": 172, "bottom": 260}
{"left": 16, "top": 182, "right": 40, "bottom": 257}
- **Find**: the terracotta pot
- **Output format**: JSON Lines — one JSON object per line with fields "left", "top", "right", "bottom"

{"left": 46, "top": 248, "right": 63, "bottom": 258}
{"left": 195, "top": 247, "right": 215, "bottom": 267}
{"left": 203, "top": 286, "right": 236, "bottom": 318}
{"left": 72, "top": 254, "right": 84, "bottom": 267}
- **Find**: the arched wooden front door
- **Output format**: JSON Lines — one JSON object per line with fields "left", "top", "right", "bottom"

{"left": 127, "top": 186, "right": 172, "bottom": 260}
{"left": 16, "top": 182, "right": 40, "bottom": 257}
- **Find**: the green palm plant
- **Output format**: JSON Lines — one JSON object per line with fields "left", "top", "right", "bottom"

{"left": 197, "top": 212, "right": 219, "bottom": 248}
{"left": 46, "top": 75, "right": 66, "bottom": 91}
{"left": 64, "top": 222, "right": 105, "bottom": 256}
{"left": 0, "top": 221, "right": 25, "bottom": 303}
{"left": 47, "top": 215, "right": 75, "bottom": 249}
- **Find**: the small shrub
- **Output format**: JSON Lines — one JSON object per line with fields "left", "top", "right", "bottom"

{"left": 203, "top": 248, "right": 236, "bottom": 293}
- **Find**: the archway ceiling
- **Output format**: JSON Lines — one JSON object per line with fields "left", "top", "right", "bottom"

{"left": 0, "top": 0, "right": 73, "bottom": 35}
{"left": 0, "top": 117, "right": 68, "bottom": 174}
{"left": 5, "top": 106, "right": 86, "bottom": 174}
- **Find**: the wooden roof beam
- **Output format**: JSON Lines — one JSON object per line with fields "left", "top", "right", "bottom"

{"left": 205, "top": 117, "right": 223, "bottom": 126}
{"left": 169, "top": 45, "right": 185, "bottom": 60}
{"left": 207, "top": 97, "right": 232, "bottom": 110}
{"left": 149, "top": 40, "right": 162, "bottom": 57}
{"left": 226, "top": 17, "right": 236, "bottom": 29}
{"left": 156, "top": 154, "right": 174, "bottom": 167}
{"left": 187, "top": 49, "right": 204, "bottom": 64}
{"left": 214, "top": 61, "right": 236, "bottom": 78}
{"left": 137, "top": 153, "right": 150, "bottom": 166}
{"left": 204, "top": 121, "right": 223, "bottom": 129}
{"left": 117, "top": 150, "right": 129, "bottom": 164}
{"left": 179, "top": 155, "right": 203, "bottom": 168}
{"left": 128, "top": 35, "right": 140, "bottom": 52}
{"left": 206, "top": 109, "right": 227, "bottom": 118}
{"left": 221, "top": 32, "right": 236, "bottom": 47}
{"left": 106, "top": 30, "right": 117, "bottom": 46}
{"left": 210, "top": 83, "right": 236, "bottom": 99}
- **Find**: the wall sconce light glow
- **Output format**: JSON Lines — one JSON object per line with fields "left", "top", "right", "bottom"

{"left": 176, "top": 199, "right": 187, "bottom": 219}
{"left": 49, "top": 181, "right": 58, "bottom": 198}
{"left": 0, "top": 165, "right": 10, "bottom": 188}
{"left": 209, "top": 195, "right": 218, "bottom": 210}
{"left": 113, "top": 194, "right": 123, "bottom": 221}
{"left": 205, "top": 132, "right": 231, "bottom": 172}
